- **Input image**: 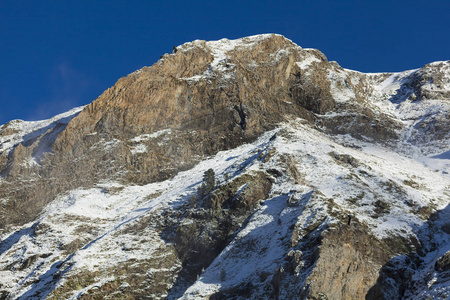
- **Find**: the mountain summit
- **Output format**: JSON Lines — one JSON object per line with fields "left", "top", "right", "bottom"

{"left": 0, "top": 34, "right": 449, "bottom": 299}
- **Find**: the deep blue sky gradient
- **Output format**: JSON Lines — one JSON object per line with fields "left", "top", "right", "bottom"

{"left": 1, "top": 0, "right": 449, "bottom": 124}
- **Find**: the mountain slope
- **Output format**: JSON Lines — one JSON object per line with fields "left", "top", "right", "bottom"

{"left": 0, "top": 34, "right": 449, "bottom": 299}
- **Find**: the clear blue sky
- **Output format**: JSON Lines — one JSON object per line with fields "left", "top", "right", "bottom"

{"left": 1, "top": 0, "right": 449, "bottom": 124}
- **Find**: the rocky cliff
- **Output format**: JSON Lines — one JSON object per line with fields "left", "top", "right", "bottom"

{"left": 0, "top": 34, "right": 449, "bottom": 299}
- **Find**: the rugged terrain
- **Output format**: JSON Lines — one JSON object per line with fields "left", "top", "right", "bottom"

{"left": 0, "top": 34, "right": 449, "bottom": 299}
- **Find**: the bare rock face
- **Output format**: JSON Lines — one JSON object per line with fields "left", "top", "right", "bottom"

{"left": 305, "top": 222, "right": 393, "bottom": 300}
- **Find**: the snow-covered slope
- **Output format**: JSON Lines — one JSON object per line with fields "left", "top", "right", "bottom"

{"left": 324, "top": 59, "right": 450, "bottom": 174}
{"left": 0, "top": 106, "right": 84, "bottom": 154}
{"left": 1, "top": 119, "right": 449, "bottom": 299}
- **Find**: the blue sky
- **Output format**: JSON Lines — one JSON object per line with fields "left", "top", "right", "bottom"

{"left": 1, "top": 0, "right": 449, "bottom": 124}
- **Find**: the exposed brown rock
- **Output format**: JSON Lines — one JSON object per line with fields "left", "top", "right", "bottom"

{"left": 306, "top": 222, "right": 392, "bottom": 300}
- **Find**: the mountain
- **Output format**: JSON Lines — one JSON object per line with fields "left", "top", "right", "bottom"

{"left": 0, "top": 34, "right": 449, "bottom": 299}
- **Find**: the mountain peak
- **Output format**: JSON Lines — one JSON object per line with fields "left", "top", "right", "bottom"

{"left": 178, "top": 33, "right": 296, "bottom": 51}
{"left": 0, "top": 35, "right": 449, "bottom": 299}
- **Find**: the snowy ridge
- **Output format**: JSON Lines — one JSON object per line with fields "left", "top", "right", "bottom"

{"left": 0, "top": 106, "right": 85, "bottom": 154}
{"left": 325, "top": 59, "right": 450, "bottom": 163}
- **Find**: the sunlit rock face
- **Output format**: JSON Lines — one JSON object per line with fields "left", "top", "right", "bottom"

{"left": 0, "top": 34, "right": 449, "bottom": 299}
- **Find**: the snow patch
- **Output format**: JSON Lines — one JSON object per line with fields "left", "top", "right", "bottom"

{"left": 129, "top": 129, "right": 172, "bottom": 143}
{"left": 178, "top": 34, "right": 287, "bottom": 82}
{"left": 296, "top": 56, "right": 321, "bottom": 70}
{"left": 0, "top": 106, "right": 85, "bottom": 154}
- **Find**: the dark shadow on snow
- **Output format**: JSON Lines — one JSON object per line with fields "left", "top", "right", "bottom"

{"left": 164, "top": 190, "right": 323, "bottom": 299}
{"left": 431, "top": 151, "right": 450, "bottom": 160}
{"left": 16, "top": 254, "right": 75, "bottom": 300}
{"left": 387, "top": 71, "right": 418, "bottom": 105}
{"left": 21, "top": 112, "right": 80, "bottom": 145}
{"left": 0, "top": 222, "right": 39, "bottom": 256}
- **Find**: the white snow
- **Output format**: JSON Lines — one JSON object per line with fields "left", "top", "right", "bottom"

{"left": 130, "top": 143, "right": 147, "bottom": 155}
{"left": 129, "top": 129, "right": 172, "bottom": 154}
{"left": 296, "top": 56, "right": 321, "bottom": 70}
{"left": 0, "top": 106, "right": 85, "bottom": 154}
{"left": 129, "top": 129, "right": 172, "bottom": 143}
{"left": 178, "top": 34, "right": 286, "bottom": 82}
{"left": 1, "top": 117, "right": 449, "bottom": 298}
{"left": 180, "top": 121, "right": 450, "bottom": 297}
{"left": 0, "top": 129, "right": 279, "bottom": 298}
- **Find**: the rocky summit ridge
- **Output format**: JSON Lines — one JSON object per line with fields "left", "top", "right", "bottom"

{"left": 0, "top": 34, "right": 449, "bottom": 299}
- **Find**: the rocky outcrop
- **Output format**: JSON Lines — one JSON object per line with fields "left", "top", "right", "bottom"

{"left": 306, "top": 221, "right": 393, "bottom": 300}
{"left": 366, "top": 205, "right": 450, "bottom": 299}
